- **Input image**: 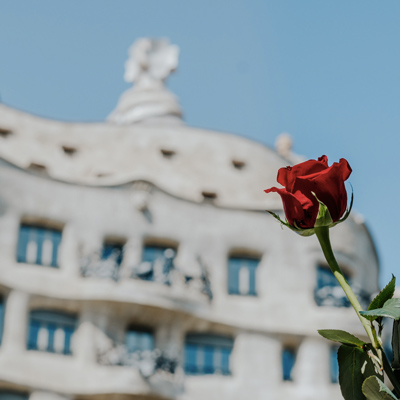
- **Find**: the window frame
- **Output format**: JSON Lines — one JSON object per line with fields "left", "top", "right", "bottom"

{"left": 125, "top": 325, "right": 155, "bottom": 353}
{"left": 27, "top": 309, "right": 77, "bottom": 355}
{"left": 16, "top": 221, "right": 63, "bottom": 268}
{"left": 282, "top": 346, "right": 297, "bottom": 382}
{"left": 227, "top": 254, "right": 261, "bottom": 297}
{"left": 184, "top": 333, "right": 234, "bottom": 376}
{"left": 330, "top": 345, "right": 340, "bottom": 383}
{"left": 138, "top": 239, "right": 178, "bottom": 282}
{"left": 101, "top": 238, "right": 126, "bottom": 267}
{"left": 314, "top": 264, "right": 352, "bottom": 307}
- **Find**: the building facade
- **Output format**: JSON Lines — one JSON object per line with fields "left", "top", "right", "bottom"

{"left": 0, "top": 39, "right": 379, "bottom": 400}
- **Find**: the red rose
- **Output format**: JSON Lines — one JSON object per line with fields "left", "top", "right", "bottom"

{"left": 265, "top": 155, "right": 352, "bottom": 229}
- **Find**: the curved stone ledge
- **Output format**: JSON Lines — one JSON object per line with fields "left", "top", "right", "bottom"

{"left": 0, "top": 350, "right": 182, "bottom": 399}
{"left": 0, "top": 104, "right": 286, "bottom": 211}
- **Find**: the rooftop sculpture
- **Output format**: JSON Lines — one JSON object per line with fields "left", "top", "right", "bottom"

{"left": 124, "top": 38, "right": 179, "bottom": 88}
{"left": 108, "top": 38, "right": 183, "bottom": 124}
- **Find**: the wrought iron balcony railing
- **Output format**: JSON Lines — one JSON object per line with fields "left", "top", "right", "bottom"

{"left": 80, "top": 249, "right": 212, "bottom": 300}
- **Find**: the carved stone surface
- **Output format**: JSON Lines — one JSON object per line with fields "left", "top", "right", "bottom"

{"left": 124, "top": 38, "right": 179, "bottom": 88}
{"left": 130, "top": 181, "right": 153, "bottom": 213}
{"left": 275, "top": 132, "right": 305, "bottom": 164}
{"left": 0, "top": 102, "right": 291, "bottom": 211}
{"left": 0, "top": 37, "right": 380, "bottom": 400}
{"left": 108, "top": 38, "right": 182, "bottom": 124}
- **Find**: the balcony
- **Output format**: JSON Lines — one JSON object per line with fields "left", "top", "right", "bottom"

{"left": 80, "top": 248, "right": 212, "bottom": 301}
{"left": 96, "top": 342, "right": 183, "bottom": 398}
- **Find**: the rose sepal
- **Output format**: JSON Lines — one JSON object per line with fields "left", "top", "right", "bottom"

{"left": 311, "top": 190, "right": 354, "bottom": 230}
{"left": 265, "top": 211, "right": 316, "bottom": 237}
{"left": 266, "top": 189, "right": 353, "bottom": 237}
{"left": 312, "top": 192, "right": 334, "bottom": 228}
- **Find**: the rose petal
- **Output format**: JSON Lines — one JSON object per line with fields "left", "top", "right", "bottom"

{"left": 291, "top": 189, "right": 320, "bottom": 228}
{"left": 292, "top": 159, "right": 352, "bottom": 222}
{"left": 265, "top": 187, "right": 306, "bottom": 227}
{"left": 337, "top": 158, "right": 352, "bottom": 181}
{"left": 277, "top": 156, "right": 329, "bottom": 193}
{"left": 318, "top": 155, "right": 328, "bottom": 164}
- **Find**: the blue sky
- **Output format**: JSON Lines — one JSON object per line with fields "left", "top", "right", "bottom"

{"left": 0, "top": 0, "right": 399, "bottom": 287}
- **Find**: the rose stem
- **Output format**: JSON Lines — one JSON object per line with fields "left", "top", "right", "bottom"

{"left": 314, "top": 226, "right": 376, "bottom": 347}
{"left": 316, "top": 227, "right": 400, "bottom": 393}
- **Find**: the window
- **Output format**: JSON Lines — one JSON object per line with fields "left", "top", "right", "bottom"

{"left": 0, "top": 392, "right": 28, "bottom": 400}
{"left": 282, "top": 348, "right": 296, "bottom": 381}
{"left": 27, "top": 163, "right": 47, "bottom": 173}
{"left": 160, "top": 149, "right": 176, "bottom": 159}
{"left": 28, "top": 310, "right": 76, "bottom": 355}
{"left": 228, "top": 256, "right": 259, "bottom": 296}
{"left": 184, "top": 334, "right": 233, "bottom": 375}
{"left": 102, "top": 241, "right": 124, "bottom": 266}
{"left": 201, "top": 191, "right": 217, "bottom": 201}
{"left": 0, "top": 128, "right": 12, "bottom": 138}
{"left": 137, "top": 244, "right": 176, "bottom": 282}
{"left": 97, "top": 172, "right": 110, "bottom": 178}
{"left": 17, "top": 224, "right": 62, "bottom": 267}
{"left": 232, "top": 160, "right": 246, "bottom": 170}
{"left": 314, "top": 265, "right": 351, "bottom": 307}
{"left": 62, "top": 145, "right": 77, "bottom": 156}
{"left": 125, "top": 327, "right": 154, "bottom": 353}
{"left": 330, "top": 346, "right": 339, "bottom": 383}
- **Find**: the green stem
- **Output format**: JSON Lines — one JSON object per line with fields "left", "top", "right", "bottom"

{"left": 314, "top": 226, "right": 376, "bottom": 346}
{"left": 370, "top": 321, "right": 381, "bottom": 350}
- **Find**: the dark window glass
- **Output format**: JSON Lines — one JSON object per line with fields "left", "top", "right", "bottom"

{"left": 314, "top": 265, "right": 351, "bottom": 307}
{"left": 228, "top": 256, "right": 259, "bottom": 296}
{"left": 185, "top": 343, "right": 198, "bottom": 374}
{"left": 282, "top": 348, "right": 296, "bottom": 381}
{"left": 64, "top": 326, "right": 75, "bottom": 355}
{"left": 138, "top": 245, "right": 175, "bottom": 282}
{"left": 125, "top": 328, "right": 154, "bottom": 353}
{"left": 330, "top": 346, "right": 339, "bottom": 383}
{"left": 27, "top": 320, "right": 41, "bottom": 350}
{"left": 102, "top": 242, "right": 124, "bottom": 266}
{"left": 185, "top": 334, "right": 233, "bottom": 375}
{"left": 203, "top": 346, "right": 215, "bottom": 374}
{"left": 17, "top": 224, "right": 62, "bottom": 268}
{"left": 0, "top": 392, "right": 29, "bottom": 400}
{"left": 28, "top": 310, "right": 76, "bottom": 355}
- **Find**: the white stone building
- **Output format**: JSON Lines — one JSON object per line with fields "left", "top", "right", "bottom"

{"left": 0, "top": 39, "right": 379, "bottom": 400}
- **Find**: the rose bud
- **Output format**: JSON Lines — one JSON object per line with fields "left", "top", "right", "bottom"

{"left": 265, "top": 155, "right": 352, "bottom": 236}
